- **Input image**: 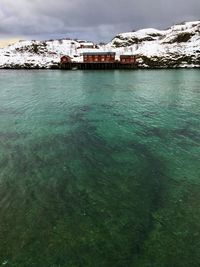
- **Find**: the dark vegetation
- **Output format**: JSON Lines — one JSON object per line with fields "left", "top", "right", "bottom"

{"left": 171, "top": 32, "right": 194, "bottom": 43}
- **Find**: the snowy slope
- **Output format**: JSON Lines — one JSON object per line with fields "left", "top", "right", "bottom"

{"left": 108, "top": 21, "right": 200, "bottom": 68}
{"left": 0, "top": 39, "right": 82, "bottom": 69}
{"left": 0, "top": 21, "right": 200, "bottom": 69}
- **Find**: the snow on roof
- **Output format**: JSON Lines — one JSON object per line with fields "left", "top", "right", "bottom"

{"left": 82, "top": 51, "right": 115, "bottom": 55}
{"left": 79, "top": 42, "right": 94, "bottom": 46}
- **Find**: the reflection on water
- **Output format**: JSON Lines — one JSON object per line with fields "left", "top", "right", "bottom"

{"left": 0, "top": 69, "right": 200, "bottom": 267}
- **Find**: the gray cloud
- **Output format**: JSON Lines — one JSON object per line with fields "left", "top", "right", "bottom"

{"left": 0, "top": 0, "right": 200, "bottom": 41}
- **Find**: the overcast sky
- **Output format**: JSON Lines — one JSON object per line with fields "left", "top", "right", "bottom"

{"left": 0, "top": 0, "right": 199, "bottom": 42}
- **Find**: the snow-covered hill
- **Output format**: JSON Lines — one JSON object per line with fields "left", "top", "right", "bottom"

{"left": 108, "top": 21, "right": 200, "bottom": 68}
{"left": 0, "top": 39, "right": 82, "bottom": 69}
{"left": 0, "top": 21, "right": 200, "bottom": 69}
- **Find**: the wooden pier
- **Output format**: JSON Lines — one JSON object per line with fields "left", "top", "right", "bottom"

{"left": 60, "top": 62, "right": 138, "bottom": 70}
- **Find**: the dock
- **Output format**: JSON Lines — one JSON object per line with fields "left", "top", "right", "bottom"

{"left": 60, "top": 62, "right": 138, "bottom": 70}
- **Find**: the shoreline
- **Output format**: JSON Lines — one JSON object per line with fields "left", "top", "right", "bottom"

{"left": 0, "top": 66, "right": 200, "bottom": 70}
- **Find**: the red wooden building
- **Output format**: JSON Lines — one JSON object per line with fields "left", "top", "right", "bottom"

{"left": 60, "top": 55, "right": 72, "bottom": 64}
{"left": 120, "top": 55, "right": 136, "bottom": 64}
{"left": 82, "top": 52, "right": 116, "bottom": 63}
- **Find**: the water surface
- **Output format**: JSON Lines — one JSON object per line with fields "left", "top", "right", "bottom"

{"left": 0, "top": 69, "right": 200, "bottom": 267}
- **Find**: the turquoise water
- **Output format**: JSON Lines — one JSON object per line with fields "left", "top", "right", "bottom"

{"left": 0, "top": 69, "right": 199, "bottom": 267}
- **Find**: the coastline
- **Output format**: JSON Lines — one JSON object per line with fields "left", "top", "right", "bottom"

{"left": 0, "top": 65, "right": 200, "bottom": 70}
{"left": 0, "top": 21, "right": 200, "bottom": 71}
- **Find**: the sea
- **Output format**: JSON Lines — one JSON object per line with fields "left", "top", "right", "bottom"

{"left": 0, "top": 69, "right": 199, "bottom": 267}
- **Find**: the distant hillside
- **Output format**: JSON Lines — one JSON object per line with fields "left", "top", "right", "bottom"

{"left": 108, "top": 21, "right": 200, "bottom": 68}
{"left": 0, "top": 39, "right": 81, "bottom": 69}
{"left": 0, "top": 21, "right": 200, "bottom": 69}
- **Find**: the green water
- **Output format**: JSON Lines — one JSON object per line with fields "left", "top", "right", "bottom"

{"left": 0, "top": 69, "right": 199, "bottom": 267}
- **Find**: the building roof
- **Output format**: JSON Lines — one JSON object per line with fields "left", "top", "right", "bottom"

{"left": 82, "top": 52, "right": 116, "bottom": 56}
{"left": 120, "top": 54, "right": 135, "bottom": 57}
{"left": 80, "top": 42, "right": 94, "bottom": 46}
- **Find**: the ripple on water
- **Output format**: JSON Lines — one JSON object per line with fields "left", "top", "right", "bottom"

{"left": 0, "top": 69, "right": 199, "bottom": 266}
